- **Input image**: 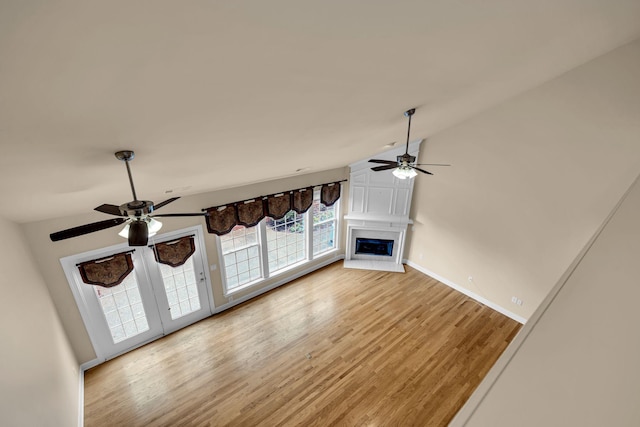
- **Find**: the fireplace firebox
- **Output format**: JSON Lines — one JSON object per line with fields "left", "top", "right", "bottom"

{"left": 355, "top": 238, "right": 394, "bottom": 256}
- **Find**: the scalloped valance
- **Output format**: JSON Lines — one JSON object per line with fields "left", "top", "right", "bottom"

{"left": 204, "top": 181, "right": 343, "bottom": 236}
{"left": 151, "top": 236, "right": 196, "bottom": 267}
{"left": 78, "top": 251, "right": 134, "bottom": 288}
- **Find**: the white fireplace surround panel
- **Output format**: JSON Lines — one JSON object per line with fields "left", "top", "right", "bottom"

{"left": 344, "top": 140, "right": 421, "bottom": 272}
{"left": 344, "top": 218, "right": 412, "bottom": 272}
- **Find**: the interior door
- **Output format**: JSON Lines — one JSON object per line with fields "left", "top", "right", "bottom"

{"left": 62, "top": 226, "right": 214, "bottom": 362}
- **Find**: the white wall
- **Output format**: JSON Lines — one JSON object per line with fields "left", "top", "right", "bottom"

{"left": 407, "top": 39, "right": 640, "bottom": 320}
{"left": 0, "top": 216, "right": 79, "bottom": 426}
{"left": 451, "top": 171, "right": 640, "bottom": 426}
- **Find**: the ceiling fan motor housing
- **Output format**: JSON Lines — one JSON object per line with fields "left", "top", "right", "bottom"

{"left": 397, "top": 154, "right": 416, "bottom": 165}
{"left": 120, "top": 200, "right": 155, "bottom": 217}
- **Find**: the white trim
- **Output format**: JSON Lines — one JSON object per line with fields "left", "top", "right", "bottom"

{"left": 214, "top": 254, "right": 344, "bottom": 313}
{"left": 405, "top": 260, "right": 527, "bottom": 324}
{"left": 80, "top": 359, "right": 100, "bottom": 372}
{"left": 77, "top": 366, "right": 84, "bottom": 427}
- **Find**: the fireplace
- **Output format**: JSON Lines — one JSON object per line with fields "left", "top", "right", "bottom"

{"left": 355, "top": 238, "right": 394, "bottom": 256}
{"left": 344, "top": 220, "right": 409, "bottom": 272}
{"left": 343, "top": 139, "right": 421, "bottom": 273}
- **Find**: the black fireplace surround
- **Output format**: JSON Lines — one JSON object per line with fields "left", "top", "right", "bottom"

{"left": 355, "top": 238, "right": 394, "bottom": 256}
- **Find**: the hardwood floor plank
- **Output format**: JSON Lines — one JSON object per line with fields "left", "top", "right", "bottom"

{"left": 84, "top": 262, "right": 521, "bottom": 426}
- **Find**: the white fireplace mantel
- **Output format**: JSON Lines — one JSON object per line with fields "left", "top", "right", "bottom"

{"left": 344, "top": 214, "right": 413, "bottom": 226}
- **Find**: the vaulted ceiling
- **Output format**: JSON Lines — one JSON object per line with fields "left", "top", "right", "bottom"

{"left": 2, "top": 0, "right": 640, "bottom": 223}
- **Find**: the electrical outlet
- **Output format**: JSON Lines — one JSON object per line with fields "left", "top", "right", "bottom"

{"left": 511, "top": 296, "right": 524, "bottom": 306}
{"left": 468, "top": 276, "right": 473, "bottom": 282}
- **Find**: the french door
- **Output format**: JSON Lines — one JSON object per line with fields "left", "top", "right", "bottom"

{"left": 62, "top": 226, "right": 214, "bottom": 362}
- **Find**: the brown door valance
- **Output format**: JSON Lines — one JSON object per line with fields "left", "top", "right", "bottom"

{"left": 151, "top": 236, "right": 196, "bottom": 267}
{"left": 78, "top": 251, "right": 134, "bottom": 288}
{"left": 320, "top": 183, "right": 341, "bottom": 206}
{"left": 236, "top": 199, "right": 266, "bottom": 227}
{"left": 206, "top": 205, "right": 237, "bottom": 236}
{"left": 292, "top": 187, "right": 314, "bottom": 214}
{"left": 265, "top": 193, "right": 291, "bottom": 220}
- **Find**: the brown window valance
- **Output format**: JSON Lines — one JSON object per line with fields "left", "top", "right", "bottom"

{"left": 265, "top": 193, "right": 291, "bottom": 220}
{"left": 236, "top": 199, "right": 265, "bottom": 227}
{"left": 203, "top": 180, "right": 344, "bottom": 236}
{"left": 320, "top": 183, "right": 341, "bottom": 206}
{"left": 151, "top": 236, "right": 196, "bottom": 267}
{"left": 78, "top": 251, "right": 134, "bottom": 288}
{"left": 292, "top": 187, "right": 314, "bottom": 214}
{"left": 206, "top": 205, "right": 237, "bottom": 236}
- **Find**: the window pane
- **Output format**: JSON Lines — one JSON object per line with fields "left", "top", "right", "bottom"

{"left": 93, "top": 272, "right": 150, "bottom": 344}
{"left": 221, "top": 225, "right": 262, "bottom": 291}
{"left": 158, "top": 257, "right": 201, "bottom": 320}
{"left": 312, "top": 192, "right": 337, "bottom": 255}
{"left": 266, "top": 210, "right": 306, "bottom": 273}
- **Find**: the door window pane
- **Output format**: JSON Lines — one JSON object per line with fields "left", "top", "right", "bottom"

{"left": 94, "top": 273, "right": 150, "bottom": 344}
{"left": 159, "top": 257, "right": 201, "bottom": 320}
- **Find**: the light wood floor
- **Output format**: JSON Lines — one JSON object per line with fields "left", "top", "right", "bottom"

{"left": 84, "top": 262, "right": 521, "bottom": 426}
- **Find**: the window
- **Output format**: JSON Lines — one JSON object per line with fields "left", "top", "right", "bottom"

{"left": 312, "top": 192, "right": 337, "bottom": 256}
{"left": 220, "top": 225, "right": 262, "bottom": 291}
{"left": 266, "top": 210, "right": 306, "bottom": 272}
{"left": 218, "top": 188, "right": 340, "bottom": 294}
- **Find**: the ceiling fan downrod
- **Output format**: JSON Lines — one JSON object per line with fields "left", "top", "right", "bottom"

{"left": 403, "top": 108, "right": 415, "bottom": 155}
{"left": 115, "top": 150, "right": 139, "bottom": 202}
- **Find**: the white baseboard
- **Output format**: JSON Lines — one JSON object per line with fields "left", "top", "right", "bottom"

{"left": 214, "top": 254, "right": 345, "bottom": 314}
{"left": 77, "top": 365, "right": 85, "bottom": 427}
{"left": 80, "top": 358, "right": 101, "bottom": 371}
{"left": 405, "top": 260, "right": 527, "bottom": 324}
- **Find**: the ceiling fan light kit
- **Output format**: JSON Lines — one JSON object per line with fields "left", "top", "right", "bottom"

{"left": 118, "top": 217, "right": 163, "bottom": 239}
{"left": 392, "top": 166, "right": 418, "bottom": 179}
{"left": 50, "top": 150, "right": 208, "bottom": 246}
{"left": 368, "top": 108, "right": 449, "bottom": 178}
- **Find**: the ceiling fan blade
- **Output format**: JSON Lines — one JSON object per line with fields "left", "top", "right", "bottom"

{"left": 413, "top": 167, "right": 433, "bottom": 175}
{"left": 50, "top": 218, "right": 127, "bottom": 242}
{"left": 414, "top": 163, "right": 451, "bottom": 167}
{"left": 153, "top": 197, "right": 180, "bottom": 210}
{"left": 369, "top": 159, "right": 397, "bottom": 165}
{"left": 94, "top": 204, "right": 125, "bottom": 216}
{"left": 128, "top": 220, "right": 149, "bottom": 246}
{"left": 152, "top": 212, "right": 209, "bottom": 217}
{"left": 371, "top": 164, "right": 398, "bottom": 172}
